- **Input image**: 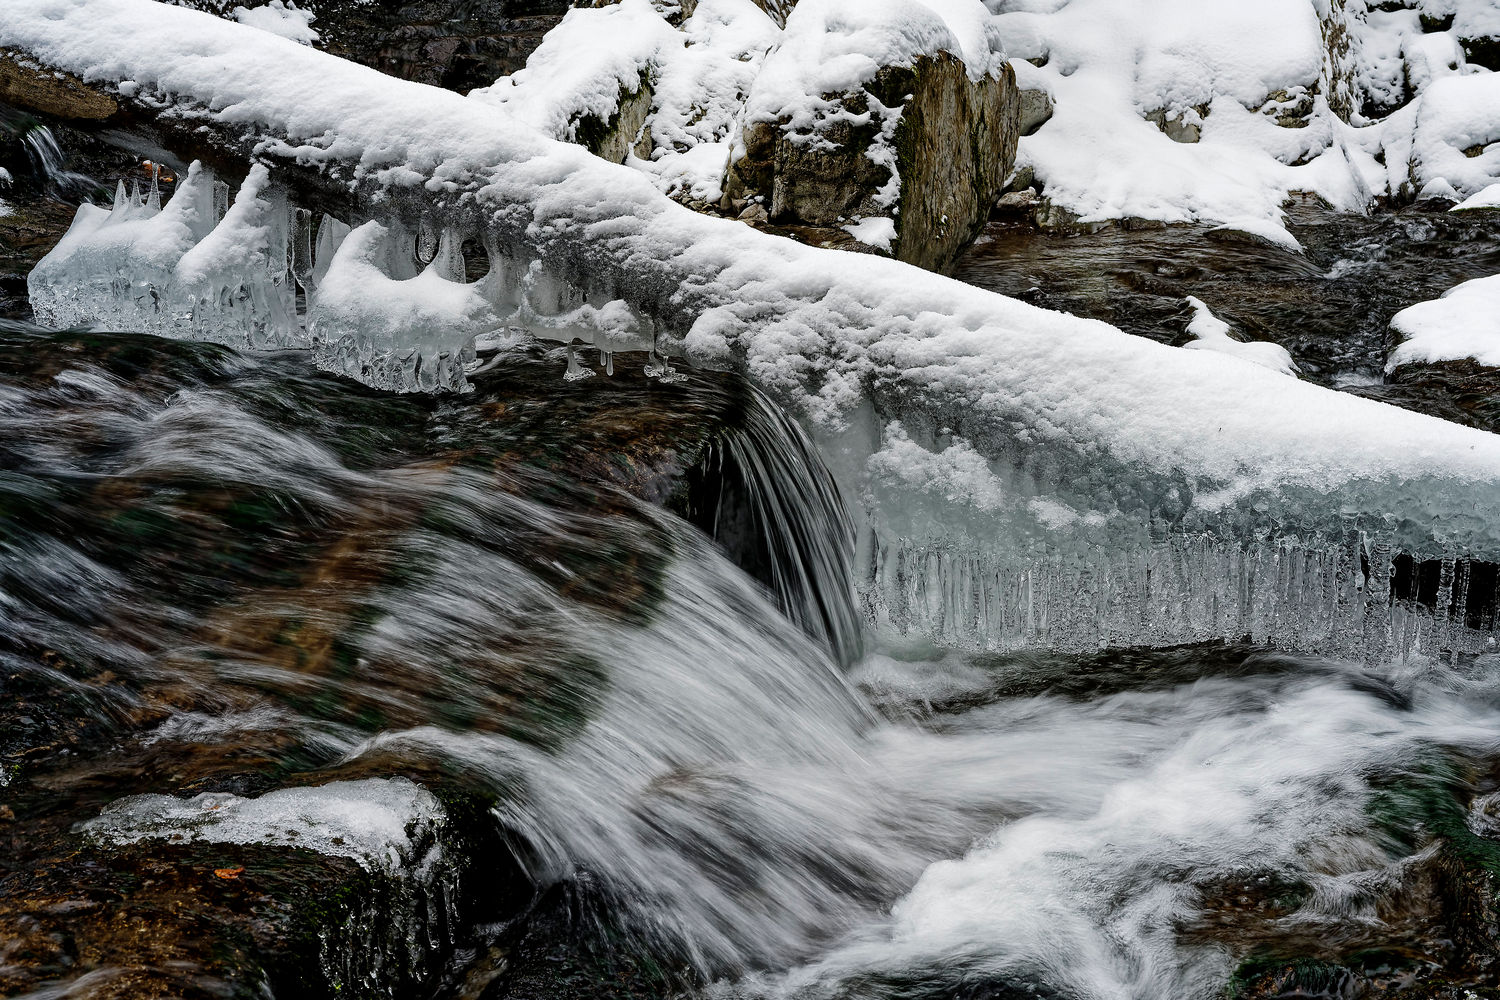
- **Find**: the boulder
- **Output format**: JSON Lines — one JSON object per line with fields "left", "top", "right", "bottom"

{"left": 726, "top": 51, "right": 1021, "bottom": 273}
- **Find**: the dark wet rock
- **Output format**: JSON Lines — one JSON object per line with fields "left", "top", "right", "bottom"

{"left": 1384, "top": 359, "right": 1500, "bottom": 436}
{"left": 726, "top": 53, "right": 1021, "bottom": 273}
{"left": 1202, "top": 754, "right": 1500, "bottom": 1000}
{"left": 1461, "top": 33, "right": 1500, "bottom": 72}
{"left": 954, "top": 202, "right": 1500, "bottom": 431}
{"left": 174, "top": 0, "right": 575, "bottom": 91}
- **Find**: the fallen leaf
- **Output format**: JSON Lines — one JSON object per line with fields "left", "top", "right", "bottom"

{"left": 213, "top": 866, "right": 245, "bottom": 880}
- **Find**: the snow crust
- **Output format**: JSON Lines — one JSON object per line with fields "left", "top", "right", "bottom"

{"left": 83, "top": 777, "right": 444, "bottom": 871}
{"left": 1386, "top": 273, "right": 1500, "bottom": 370}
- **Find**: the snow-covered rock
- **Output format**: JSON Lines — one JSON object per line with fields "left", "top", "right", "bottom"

{"left": 725, "top": 0, "right": 1020, "bottom": 271}
{"left": 1182, "top": 296, "right": 1299, "bottom": 376}
{"left": 1386, "top": 273, "right": 1500, "bottom": 371}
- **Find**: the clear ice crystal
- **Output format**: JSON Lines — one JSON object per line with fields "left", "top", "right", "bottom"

{"left": 29, "top": 159, "right": 683, "bottom": 394}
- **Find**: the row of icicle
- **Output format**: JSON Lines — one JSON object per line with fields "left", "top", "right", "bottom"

{"left": 27, "top": 160, "right": 685, "bottom": 393}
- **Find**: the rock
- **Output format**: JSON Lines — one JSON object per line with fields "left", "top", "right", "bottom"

{"left": 726, "top": 53, "right": 1021, "bottom": 273}
{"left": 738, "top": 202, "right": 769, "bottom": 224}
{"left": 996, "top": 188, "right": 1040, "bottom": 211}
{"left": 1018, "top": 87, "right": 1053, "bottom": 136}
{"left": 1145, "top": 106, "right": 1205, "bottom": 143}
{"left": 1462, "top": 34, "right": 1500, "bottom": 72}
{"left": 172, "top": 0, "right": 574, "bottom": 91}
{"left": 572, "top": 68, "right": 655, "bottom": 163}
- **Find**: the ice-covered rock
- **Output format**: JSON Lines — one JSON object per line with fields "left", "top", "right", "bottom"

{"left": 83, "top": 777, "right": 446, "bottom": 872}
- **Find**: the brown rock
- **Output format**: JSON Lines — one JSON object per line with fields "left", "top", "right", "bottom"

{"left": 726, "top": 53, "right": 1021, "bottom": 273}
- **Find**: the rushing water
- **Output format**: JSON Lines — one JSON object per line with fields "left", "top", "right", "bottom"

{"left": 4, "top": 321, "right": 1500, "bottom": 999}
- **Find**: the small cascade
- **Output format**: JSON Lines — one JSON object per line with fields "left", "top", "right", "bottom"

{"left": 18, "top": 122, "right": 96, "bottom": 198}
{"left": 690, "top": 384, "right": 863, "bottom": 667}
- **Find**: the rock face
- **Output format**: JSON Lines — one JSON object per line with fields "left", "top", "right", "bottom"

{"left": 177, "top": 0, "right": 574, "bottom": 91}
{"left": 726, "top": 53, "right": 1021, "bottom": 274}
{"left": 572, "top": 68, "right": 655, "bottom": 163}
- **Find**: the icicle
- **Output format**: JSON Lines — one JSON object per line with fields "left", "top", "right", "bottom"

{"left": 563, "top": 343, "right": 595, "bottom": 381}
{"left": 146, "top": 170, "right": 161, "bottom": 213}
{"left": 291, "top": 206, "right": 317, "bottom": 298}
{"left": 426, "top": 227, "right": 465, "bottom": 283}
{"left": 129, "top": 178, "right": 143, "bottom": 209}
{"left": 416, "top": 217, "right": 439, "bottom": 266}
{"left": 599, "top": 348, "right": 614, "bottom": 376}
{"left": 644, "top": 343, "right": 686, "bottom": 383}
{"left": 212, "top": 179, "right": 231, "bottom": 224}
{"left": 112, "top": 178, "right": 128, "bottom": 213}
{"left": 312, "top": 214, "right": 351, "bottom": 287}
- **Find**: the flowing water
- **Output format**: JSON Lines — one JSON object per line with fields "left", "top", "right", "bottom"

{"left": 5, "top": 320, "right": 1500, "bottom": 999}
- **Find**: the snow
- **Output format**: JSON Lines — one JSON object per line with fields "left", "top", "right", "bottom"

{"left": 1207, "top": 218, "right": 1305, "bottom": 253}
{"left": 11, "top": 0, "right": 1500, "bottom": 565}
{"left": 232, "top": 0, "right": 317, "bottom": 45}
{"left": 83, "top": 777, "right": 445, "bottom": 871}
{"left": 992, "top": 0, "right": 1500, "bottom": 241}
{"left": 843, "top": 215, "right": 896, "bottom": 250}
{"left": 468, "top": 0, "right": 673, "bottom": 142}
{"left": 1182, "top": 296, "right": 1298, "bottom": 376}
{"left": 1386, "top": 273, "right": 1500, "bottom": 371}
{"left": 1452, "top": 181, "right": 1500, "bottom": 211}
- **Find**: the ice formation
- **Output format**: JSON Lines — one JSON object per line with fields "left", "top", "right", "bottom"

{"left": 83, "top": 777, "right": 445, "bottom": 871}
{"left": 29, "top": 161, "right": 666, "bottom": 392}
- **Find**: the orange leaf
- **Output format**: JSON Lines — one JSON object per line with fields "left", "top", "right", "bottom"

{"left": 214, "top": 866, "right": 245, "bottom": 880}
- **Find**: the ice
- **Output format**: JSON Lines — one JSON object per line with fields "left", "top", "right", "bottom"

{"left": 82, "top": 777, "right": 445, "bottom": 872}
{"left": 172, "top": 164, "right": 303, "bottom": 350}
{"left": 28, "top": 159, "right": 218, "bottom": 335}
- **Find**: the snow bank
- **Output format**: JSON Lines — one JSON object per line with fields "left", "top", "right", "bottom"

{"left": 11, "top": 0, "right": 1500, "bottom": 575}
{"left": 83, "top": 777, "right": 445, "bottom": 871}
{"left": 996, "top": 0, "right": 1500, "bottom": 239}
{"left": 1386, "top": 273, "right": 1500, "bottom": 370}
